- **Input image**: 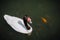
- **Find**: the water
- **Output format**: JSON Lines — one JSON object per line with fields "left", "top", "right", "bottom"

{"left": 0, "top": 0, "right": 60, "bottom": 40}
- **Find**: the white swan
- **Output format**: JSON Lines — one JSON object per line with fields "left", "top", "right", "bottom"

{"left": 4, "top": 14, "right": 33, "bottom": 35}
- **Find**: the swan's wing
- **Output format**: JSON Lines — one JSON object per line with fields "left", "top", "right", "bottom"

{"left": 18, "top": 21, "right": 27, "bottom": 30}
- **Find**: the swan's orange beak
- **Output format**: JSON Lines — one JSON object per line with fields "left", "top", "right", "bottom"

{"left": 27, "top": 17, "right": 32, "bottom": 24}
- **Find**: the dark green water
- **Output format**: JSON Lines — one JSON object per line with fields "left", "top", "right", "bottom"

{"left": 0, "top": 0, "right": 60, "bottom": 40}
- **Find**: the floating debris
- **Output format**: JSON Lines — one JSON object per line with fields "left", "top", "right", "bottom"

{"left": 41, "top": 17, "right": 47, "bottom": 23}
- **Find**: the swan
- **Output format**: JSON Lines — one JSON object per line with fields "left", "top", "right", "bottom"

{"left": 3, "top": 14, "right": 33, "bottom": 35}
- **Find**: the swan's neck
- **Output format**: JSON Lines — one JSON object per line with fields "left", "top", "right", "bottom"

{"left": 23, "top": 21, "right": 30, "bottom": 30}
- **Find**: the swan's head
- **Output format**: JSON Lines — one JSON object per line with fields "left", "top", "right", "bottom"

{"left": 27, "top": 17, "right": 32, "bottom": 24}
{"left": 23, "top": 15, "right": 32, "bottom": 24}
